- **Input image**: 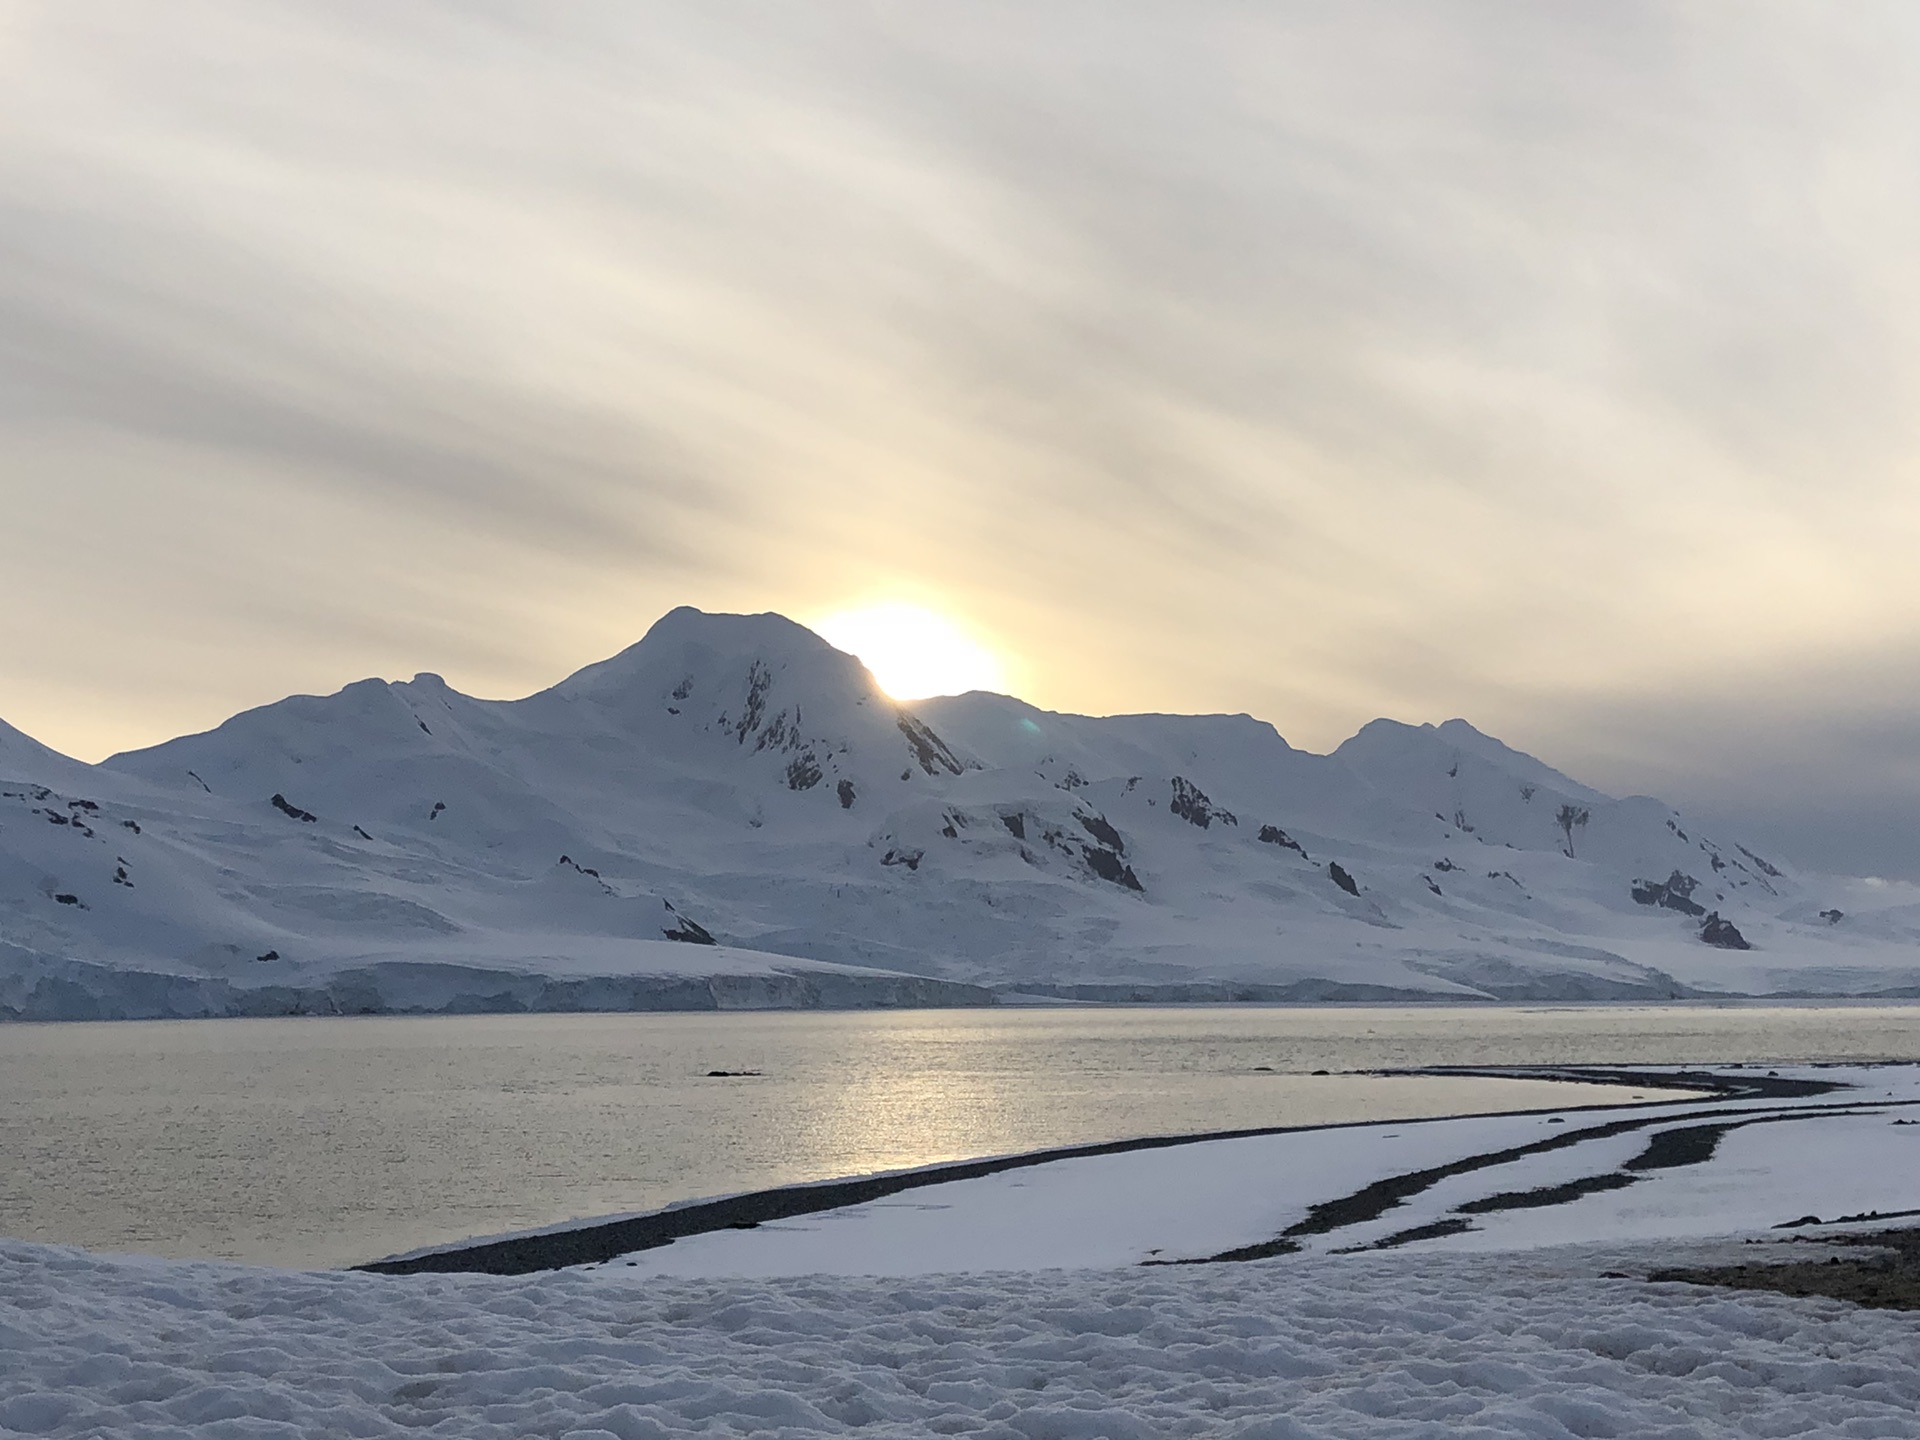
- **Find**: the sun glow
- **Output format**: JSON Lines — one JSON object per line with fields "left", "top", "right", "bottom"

{"left": 811, "top": 604, "right": 1007, "bottom": 701}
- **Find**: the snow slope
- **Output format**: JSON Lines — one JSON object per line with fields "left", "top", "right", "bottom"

{"left": 4, "top": 607, "right": 1915, "bottom": 1019}
{"left": 7, "top": 1232, "right": 1920, "bottom": 1438}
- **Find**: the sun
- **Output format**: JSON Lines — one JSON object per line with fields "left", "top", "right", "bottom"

{"left": 810, "top": 604, "right": 1007, "bottom": 701}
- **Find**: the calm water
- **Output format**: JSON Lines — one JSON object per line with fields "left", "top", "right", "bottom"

{"left": 4, "top": 1003, "right": 1918, "bottom": 1268}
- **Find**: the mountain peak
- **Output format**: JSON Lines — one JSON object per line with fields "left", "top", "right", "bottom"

{"left": 1337, "top": 716, "right": 1607, "bottom": 803}
{"left": 549, "top": 607, "right": 879, "bottom": 706}
{"left": 0, "top": 715, "right": 91, "bottom": 786}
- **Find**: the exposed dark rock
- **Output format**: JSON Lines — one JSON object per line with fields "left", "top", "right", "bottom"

{"left": 661, "top": 905, "right": 717, "bottom": 944}
{"left": 1083, "top": 846, "right": 1144, "bottom": 891}
{"left": 752, "top": 706, "right": 798, "bottom": 753}
{"left": 257, "top": 950, "right": 279, "bottom": 963}
{"left": 671, "top": 676, "right": 693, "bottom": 700}
{"left": 1627, "top": 1122, "right": 1736, "bottom": 1170}
{"left": 1821, "top": 908, "right": 1845, "bottom": 925}
{"left": 1652, "top": 1227, "right": 1920, "bottom": 1311}
{"left": 1555, "top": 804, "right": 1589, "bottom": 857}
{"left": 785, "top": 752, "right": 823, "bottom": 790}
{"left": 1170, "top": 776, "right": 1236, "bottom": 829}
{"left": 69, "top": 799, "right": 98, "bottom": 812}
{"left": 1422, "top": 875, "right": 1442, "bottom": 896}
{"left": 880, "top": 847, "right": 923, "bottom": 871}
{"left": 1000, "top": 812, "right": 1026, "bottom": 840}
{"left": 705, "top": 1069, "right": 762, "bottom": 1078}
{"left": 1452, "top": 809, "right": 1474, "bottom": 833}
{"left": 270, "top": 793, "right": 317, "bottom": 823}
{"left": 897, "top": 714, "right": 966, "bottom": 776}
{"left": 353, "top": 825, "right": 373, "bottom": 841}
{"left": 121, "top": 819, "right": 140, "bottom": 834}
{"left": 836, "top": 778, "right": 857, "bottom": 810}
{"left": 1737, "top": 844, "right": 1783, "bottom": 878}
{"left": 1699, "top": 912, "right": 1752, "bottom": 950}
{"left": 1076, "top": 811, "right": 1125, "bottom": 853}
{"left": 1144, "top": 1236, "right": 1301, "bottom": 1266}
{"left": 1328, "top": 862, "right": 1359, "bottom": 896}
{"left": 558, "top": 855, "right": 601, "bottom": 878}
{"left": 1354, "top": 1218, "right": 1475, "bottom": 1251}
{"left": 1632, "top": 870, "right": 1706, "bottom": 916}
{"left": 1433, "top": 857, "right": 1456, "bottom": 872}
{"left": 1256, "top": 824, "right": 1305, "bottom": 857}
{"left": 417, "top": 720, "right": 431, "bottom": 735}
{"left": 53, "top": 893, "right": 82, "bottom": 906}
{"left": 731, "top": 661, "right": 773, "bottom": 744}
{"left": 429, "top": 801, "right": 446, "bottom": 820}
{"left": 1455, "top": 1171, "right": 1638, "bottom": 1214}
{"left": 113, "top": 866, "right": 130, "bottom": 886}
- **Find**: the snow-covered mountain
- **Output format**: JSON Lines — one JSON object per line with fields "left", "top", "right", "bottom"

{"left": 4, "top": 607, "right": 1914, "bottom": 1019}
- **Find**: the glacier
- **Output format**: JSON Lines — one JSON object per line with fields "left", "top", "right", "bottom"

{"left": 4, "top": 605, "right": 1917, "bottom": 1020}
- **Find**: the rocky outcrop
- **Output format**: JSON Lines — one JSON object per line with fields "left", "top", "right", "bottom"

{"left": 1632, "top": 871, "right": 1706, "bottom": 917}
{"left": 1699, "top": 913, "right": 1752, "bottom": 950}
{"left": 1169, "top": 777, "right": 1236, "bottom": 829}
{"left": 1257, "top": 824, "right": 1306, "bottom": 857}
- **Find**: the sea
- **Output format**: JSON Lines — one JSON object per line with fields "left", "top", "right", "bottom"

{"left": 4, "top": 1002, "right": 1917, "bottom": 1267}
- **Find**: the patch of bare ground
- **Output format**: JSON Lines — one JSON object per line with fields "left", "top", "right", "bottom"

{"left": 1651, "top": 1228, "right": 1920, "bottom": 1311}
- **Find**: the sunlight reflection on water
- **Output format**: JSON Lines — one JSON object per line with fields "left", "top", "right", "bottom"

{"left": 4, "top": 1002, "right": 1916, "bottom": 1267}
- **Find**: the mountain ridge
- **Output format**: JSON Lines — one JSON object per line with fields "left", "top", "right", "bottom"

{"left": 4, "top": 607, "right": 1914, "bottom": 1020}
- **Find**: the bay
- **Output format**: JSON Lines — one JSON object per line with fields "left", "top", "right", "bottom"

{"left": 3, "top": 1002, "right": 1916, "bottom": 1268}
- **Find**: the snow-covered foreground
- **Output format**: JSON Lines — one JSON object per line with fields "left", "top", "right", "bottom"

{"left": 6, "top": 1235, "right": 1918, "bottom": 1439}
{"left": 10, "top": 1068, "right": 1920, "bottom": 1437}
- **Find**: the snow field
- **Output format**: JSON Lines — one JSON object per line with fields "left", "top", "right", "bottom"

{"left": 1421, "top": 1107, "right": 1920, "bottom": 1254}
{"left": 596, "top": 1108, "right": 1649, "bottom": 1279}
{"left": 5, "top": 1237, "right": 1918, "bottom": 1439}
{"left": 574, "top": 1067, "right": 1920, "bottom": 1278}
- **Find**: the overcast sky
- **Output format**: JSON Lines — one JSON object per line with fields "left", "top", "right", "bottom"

{"left": 4, "top": 2, "right": 1919, "bottom": 876}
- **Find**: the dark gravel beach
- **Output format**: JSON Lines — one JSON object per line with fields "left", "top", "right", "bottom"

{"left": 1653, "top": 1227, "right": 1920, "bottom": 1311}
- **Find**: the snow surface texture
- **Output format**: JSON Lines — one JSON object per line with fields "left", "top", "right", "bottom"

{"left": 5, "top": 607, "right": 1916, "bottom": 1020}
{"left": 9, "top": 1070, "right": 1920, "bottom": 1437}
{"left": 6, "top": 1235, "right": 1920, "bottom": 1439}
{"left": 589, "top": 1065, "right": 1920, "bottom": 1280}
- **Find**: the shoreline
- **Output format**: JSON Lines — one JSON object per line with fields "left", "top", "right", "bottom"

{"left": 15, "top": 989, "right": 1920, "bottom": 1025}
{"left": 360, "top": 1064, "right": 1811, "bottom": 1276}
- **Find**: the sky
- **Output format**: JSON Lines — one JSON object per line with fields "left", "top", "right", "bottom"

{"left": 3, "top": 2, "right": 1919, "bottom": 877}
